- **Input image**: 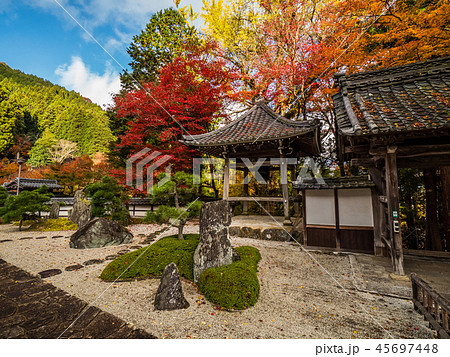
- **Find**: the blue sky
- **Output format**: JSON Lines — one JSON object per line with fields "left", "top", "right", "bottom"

{"left": 0, "top": 0, "right": 204, "bottom": 107}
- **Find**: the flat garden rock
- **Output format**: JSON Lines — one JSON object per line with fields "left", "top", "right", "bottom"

{"left": 19, "top": 237, "right": 33, "bottom": 240}
{"left": 70, "top": 217, "right": 133, "bottom": 249}
{"left": 52, "top": 235, "right": 64, "bottom": 239}
{"left": 37, "top": 269, "right": 62, "bottom": 278}
{"left": 154, "top": 263, "right": 189, "bottom": 311}
{"left": 105, "top": 254, "right": 120, "bottom": 260}
{"left": 0, "top": 239, "right": 13, "bottom": 243}
{"left": 193, "top": 200, "right": 234, "bottom": 283}
{"left": 83, "top": 259, "right": 104, "bottom": 266}
{"left": 65, "top": 264, "right": 84, "bottom": 271}
{"left": 130, "top": 245, "right": 142, "bottom": 250}
{"left": 35, "top": 236, "right": 47, "bottom": 240}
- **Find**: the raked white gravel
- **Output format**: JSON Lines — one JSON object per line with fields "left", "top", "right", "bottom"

{"left": 0, "top": 223, "right": 434, "bottom": 339}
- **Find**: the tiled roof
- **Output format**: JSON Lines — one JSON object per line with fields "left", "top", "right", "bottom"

{"left": 333, "top": 56, "right": 450, "bottom": 137}
{"left": 293, "top": 176, "right": 375, "bottom": 190}
{"left": 2, "top": 178, "right": 63, "bottom": 190}
{"left": 180, "top": 97, "right": 321, "bottom": 149}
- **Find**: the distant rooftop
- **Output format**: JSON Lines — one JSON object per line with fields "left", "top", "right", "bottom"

{"left": 2, "top": 178, "right": 63, "bottom": 190}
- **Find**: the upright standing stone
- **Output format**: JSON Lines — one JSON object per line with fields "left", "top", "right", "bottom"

{"left": 193, "top": 200, "right": 234, "bottom": 283}
{"left": 154, "top": 263, "right": 189, "bottom": 310}
{"left": 49, "top": 201, "right": 60, "bottom": 219}
{"left": 68, "top": 190, "right": 91, "bottom": 228}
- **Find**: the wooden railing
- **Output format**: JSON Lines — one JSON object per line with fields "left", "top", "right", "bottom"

{"left": 411, "top": 273, "right": 450, "bottom": 339}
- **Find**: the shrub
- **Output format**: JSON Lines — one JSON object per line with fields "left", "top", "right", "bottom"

{"left": 100, "top": 234, "right": 200, "bottom": 281}
{"left": 29, "top": 218, "right": 78, "bottom": 231}
{"left": 144, "top": 201, "right": 203, "bottom": 239}
{"left": 0, "top": 186, "right": 53, "bottom": 230}
{"left": 85, "top": 176, "right": 130, "bottom": 225}
{"left": 197, "top": 246, "right": 261, "bottom": 310}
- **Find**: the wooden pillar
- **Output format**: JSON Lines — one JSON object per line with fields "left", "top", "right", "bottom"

{"left": 385, "top": 147, "right": 405, "bottom": 275}
{"left": 334, "top": 188, "right": 341, "bottom": 249}
{"left": 442, "top": 166, "right": 450, "bottom": 252}
{"left": 302, "top": 189, "right": 307, "bottom": 246}
{"left": 243, "top": 166, "right": 248, "bottom": 215}
{"left": 280, "top": 157, "right": 291, "bottom": 226}
{"left": 223, "top": 156, "right": 230, "bottom": 200}
{"left": 291, "top": 168, "right": 300, "bottom": 216}
{"left": 424, "top": 169, "right": 442, "bottom": 251}
{"left": 369, "top": 167, "right": 385, "bottom": 256}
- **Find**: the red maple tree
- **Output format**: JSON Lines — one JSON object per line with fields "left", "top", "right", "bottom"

{"left": 113, "top": 43, "right": 237, "bottom": 191}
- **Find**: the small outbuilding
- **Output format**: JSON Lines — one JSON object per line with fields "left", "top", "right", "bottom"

{"left": 294, "top": 176, "right": 380, "bottom": 254}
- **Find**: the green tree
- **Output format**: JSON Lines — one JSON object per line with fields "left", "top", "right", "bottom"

{"left": 146, "top": 171, "right": 202, "bottom": 239}
{"left": 27, "top": 128, "right": 57, "bottom": 167}
{"left": 0, "top": 186, "right": 8, "bottom": 208}
{"left": 150, "top": 171, "right": 198, "bottom": 208}
{"left": 0, "top": 186, "right": 53, "bottom": 231}
{"left": 0, "top": 81, "right": 22, "bottom": 153}
{"left": 120, "top": 7, "right": 199, "bottom": 89}
{"left": 85, "top": 176, "right": 130, "bottom": 225}
{"left": 145, "top": 200, "right": 202, "bottom": 240}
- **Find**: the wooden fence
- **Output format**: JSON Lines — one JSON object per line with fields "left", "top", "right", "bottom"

{"left": 411, "top": 273, "right": 449, "bottom": 339}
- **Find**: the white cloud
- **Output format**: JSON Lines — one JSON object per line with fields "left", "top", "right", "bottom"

{"left": 55, "top": 56, "right": 121, "bottom": 108}
{"left": 28, "top": 0, "right": 205, "bottom": 30}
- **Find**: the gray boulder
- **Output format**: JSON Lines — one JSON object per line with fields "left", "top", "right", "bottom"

{"left": 68, "top": 190, "right": 91, "bottom": 228}
{"left": 154, "top": 263, "right": 189, "bottom": 311}
{"left": 70, "top": 217, "right": 133, "bottom": 249}
{"left": 193, "top": 200, "right": 234, "bottom": 283}
{"left": 48, "top": 201, "right": 60, "bottom": 219}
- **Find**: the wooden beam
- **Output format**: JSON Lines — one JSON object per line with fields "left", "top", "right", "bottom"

{"left": 226, "top": 196, "right": 284, "bottom": 202}
{"left": 371, "top": 143, "right": 450, "bottom": 157}
{"left": 385, "top": 147, "right": 405, "bottom": 275}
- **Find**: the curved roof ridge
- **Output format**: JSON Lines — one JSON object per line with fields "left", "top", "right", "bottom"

{"left": 182, "top": 100, "right": 318, "bottom": 142}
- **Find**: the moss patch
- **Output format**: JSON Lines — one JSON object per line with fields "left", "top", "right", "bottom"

{"left": 28, "top": 218, "right": 78, "bottom": 231}
{"left": 100, "top": 234, "right": 200, "bottom": 281}
{"left": 100, "top": 235, "right": 262, "bottom": 310}
{"left": 197, "top": 246, "right": 261, "bottom": 310}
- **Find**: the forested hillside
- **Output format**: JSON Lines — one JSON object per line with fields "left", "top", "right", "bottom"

{"left": 0, "top": 63, "right": 114, "bottom": 166}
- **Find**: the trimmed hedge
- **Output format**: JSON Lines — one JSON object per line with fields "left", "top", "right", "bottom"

{"left": 197, "top": 246, "right": 261, "bottom": 310}
{"left": 99, "top": 234, "right": 199, "bottom": 281}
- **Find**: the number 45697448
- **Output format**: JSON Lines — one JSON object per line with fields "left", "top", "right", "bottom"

{"left": 375, "top": 344, "right": 438, "bottom": 354}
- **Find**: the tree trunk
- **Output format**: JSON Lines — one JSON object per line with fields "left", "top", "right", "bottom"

{"left": 19, "top": 218, "right": 23, "bottom": 231}
{"left": 441, "top": 167, "right": 450, "bottom": 251}
{"left": 424, "top": 169, "right": 442, "bottom": 251}
{"left": 178, "top": 223, "right": 185, "bottom": 240}
{"left": 173, "top": 184, "right": 179, "bottom": 209}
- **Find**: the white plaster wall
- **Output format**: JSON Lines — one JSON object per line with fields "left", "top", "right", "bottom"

{"left": 338, "top": 188, "right": 373, "bottom": 227}
{"left": 305, "top": 190, "right": 335, "bottom": 226}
